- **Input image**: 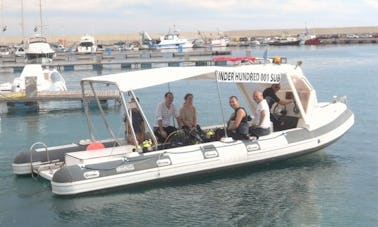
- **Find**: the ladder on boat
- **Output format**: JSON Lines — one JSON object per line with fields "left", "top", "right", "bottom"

{"left": 29, "top": 142, "right": 64, "bottom": 180}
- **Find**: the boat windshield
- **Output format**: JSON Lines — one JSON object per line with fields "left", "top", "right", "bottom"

{"left": 164, "top": 34, "right": 177, "bottom": 40}
{"left": 80, "top": 42, "right": 94, "bottom": 47}
{"left": 50, "top": 71, "right": 65, "bottom": 83}
{"left": 0, "top": 46, "right": 9, "bottom": 51}
{"left": 291, "top": 75, "right": 313, "bottom": 113}
{"left": 29, "top": 36, "right": 47, "bottom": 44}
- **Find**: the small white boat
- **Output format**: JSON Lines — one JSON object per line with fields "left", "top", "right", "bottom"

{"left": 25, "top": 35, "right": 56, "bottom": 63}
{"left": 0, "top": 64, "right": 67, "bottom": 112}
{"left": 12, "top": 57, "right": 354, "bottom": 195}
{"left": 14, "top": 45, "right": 26, "bottom": 57}
{"left": 155, "top": 29, "right": 193, "bottom": 49}
{"left": 211, "top": 37, "right": 230, "bottom": 47}
{"left": 0, "top": 64, "right": 67, "bottom": 93}
{"left": 77, "top": 35, "right": 97, "bottom": 53}
{"left": 0, "top": 45, "right": 11, "bottom": 56}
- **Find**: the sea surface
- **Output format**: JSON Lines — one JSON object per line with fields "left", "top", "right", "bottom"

{"left": 0, "top": 44, "right": 377, "bottom": 226}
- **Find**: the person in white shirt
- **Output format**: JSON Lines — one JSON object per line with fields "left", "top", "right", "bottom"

{"left": 250, "top": 90, "right": 271, "bottom": 138}
{"left": 153, "top": 91, "right": 182, "bottom": 143}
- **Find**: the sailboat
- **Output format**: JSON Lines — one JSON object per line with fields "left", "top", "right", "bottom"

{"left": 24, "top": 0, "right": 55, "bottom": 63}
{"left": 0, "top": 0, "right": 67, "bottom": 113}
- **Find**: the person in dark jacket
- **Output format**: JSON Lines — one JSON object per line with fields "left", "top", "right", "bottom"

{"left": 227, "top": 96, "right": 249, "bottom": 140}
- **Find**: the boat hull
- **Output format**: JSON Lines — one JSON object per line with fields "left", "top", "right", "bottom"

{"left": 269, "top": 40, "right": 301, "bottom": 46}
{"left": 50, "top": 108, "right": 354, "bottom": 195}
{"left": 12, "top": 138, "right": 122, "bottom": 175}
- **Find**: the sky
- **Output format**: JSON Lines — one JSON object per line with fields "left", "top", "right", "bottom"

{"left": 1, "top": 0, "right": 378, "bottom": 38}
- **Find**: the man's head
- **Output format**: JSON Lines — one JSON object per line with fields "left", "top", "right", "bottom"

{"left": 272, "top": 84, "right": 281, "bottom": 92}
{"left": 229, "top": 96, "right": 240, "bottom": 110}
{"left": 165, "top": 92, "right": 174, "bottom": 105}
{"left": 253, "top": 90, "right": 263, "bottom": 103}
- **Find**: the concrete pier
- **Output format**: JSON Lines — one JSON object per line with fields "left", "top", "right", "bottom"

{"left": 0, "top": 50, "right": 231, "bottom": 73}
{"left": 0, "top": 90, "right": 121, "bottom": 103}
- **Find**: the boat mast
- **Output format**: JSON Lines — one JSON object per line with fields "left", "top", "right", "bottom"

{"left": 21, "top": 0, "right": 25, "bottom": 44}
{"left": 39, "top": 0, "right": 43, "bottom": 36}
{"left": 1, "top": 0, "right": 5, "bottom": 32}
{"left": 1, "top": 0, "right": 2, "bottom": 29}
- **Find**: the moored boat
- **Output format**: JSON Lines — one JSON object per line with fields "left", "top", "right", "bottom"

{"left": 25, "top": 34, "right": 56, "bottom": 63}
{"left": 211, "top": 37, "right": 230, "bottom": 47}
{"left": 305, "top": 37, "right": 321, "bottom": 45}
{"left": 77, "top": 35, "right": 97, "bottom": 53}
{"left": 0, "top": 64, "right": 67, "bottom": 113}
{"left": 152, "top": 27, "right": 194, "bottom": 49}
{"left": 269, "top": 37, "right": 301, "bottom": 46}
{"left": 0, "top": 45, "right": 11, "bottom": 56}
{"left": 12, "top": 57, "right": 354, "bottom": 195}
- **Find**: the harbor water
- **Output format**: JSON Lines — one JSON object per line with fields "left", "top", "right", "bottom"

{"left": 0, "top": 44, "right": 377, "bottom": 226}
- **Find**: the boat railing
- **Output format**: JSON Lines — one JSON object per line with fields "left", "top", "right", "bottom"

{"left": 29, "top": 142, "right": 49, "bottom": 178}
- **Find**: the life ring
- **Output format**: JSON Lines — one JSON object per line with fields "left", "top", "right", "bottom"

{"left": 86, "top": 141, "right": 105, "bottom": 151}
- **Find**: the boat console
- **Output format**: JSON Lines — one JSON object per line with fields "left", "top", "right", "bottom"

{"left": 271, "top": 91, "right": 301, "bottom": 131}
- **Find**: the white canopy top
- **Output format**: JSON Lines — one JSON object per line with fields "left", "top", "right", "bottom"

{"left": 81, "top": 63, "right": 315, "bottom": 125}
{"left": 81, "top": 64, "right": 303, "bottom": 92}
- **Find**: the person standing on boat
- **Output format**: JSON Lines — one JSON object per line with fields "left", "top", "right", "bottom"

{"left": 263, "top": 83, "right": 293, "bottom": 130}
{"left": 124, "top": 97, "right": 145, "bottom": 145}
{"left": 227, "top": 96, "right": 249, "bottom": 140}
{"left": 263, "top": 83, "right": 293, "bottom": 108}
{"left": 250, "top": 90, "right": 271, "bottom": 138}
{"left": 179, "top": 93, "right": 198, "bottom": 129}
{"left": 154, "top": 92, "right": 182, "bottom": 143}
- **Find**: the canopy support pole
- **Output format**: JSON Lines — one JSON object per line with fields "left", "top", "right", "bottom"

{"left": 216, "top": 79, "right": 228, "bottom": 137}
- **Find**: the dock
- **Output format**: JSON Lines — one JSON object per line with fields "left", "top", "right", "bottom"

{"left": 0, "top": 50, "right": 231, "bottom": 73}
{"left": 0, "top": 90, "right": 121, "bottom": 103}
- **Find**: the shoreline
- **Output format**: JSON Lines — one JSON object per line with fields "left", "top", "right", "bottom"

{"left": 1, "top": 26, "right": 378, "bottom": 45}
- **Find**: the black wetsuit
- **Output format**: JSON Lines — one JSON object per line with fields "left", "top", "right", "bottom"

{"left": 263, "top": 87, "right": 280, "bottom": 108}
{"left": 229, "top": 107, "right": 249, "bottom": 140}
{"left": 263, "top": 87, "right": 281, "bottom": 131}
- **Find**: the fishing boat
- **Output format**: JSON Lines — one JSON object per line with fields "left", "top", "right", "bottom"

{"left": 154, "top": 29, "right": 194, "bottom": 49}
{"left": 298, "top": 26, "right": 321, "bottom": 45}
{"left": 211, "top": 37, "right": 230, "bottom": 47}
{"left": 12, "top": 57, "right": 354, "bottom": 195}
{"left": 269, "top": 36, "right": 301, "bottom": 46}
{"left": 210, "top": 31, "right": 230, "bottom": 47}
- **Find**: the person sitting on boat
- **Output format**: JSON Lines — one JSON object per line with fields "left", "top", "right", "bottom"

{"left": 227, "top": 96, "right": 250, "bottom": 140}
{"left": 179, "top": 93, "right": 205, "bottom": 143}
{"left": 250, "top": 90, "right": 271, "bottom": 138}
{"left": 179, "top": 93, "right": 198, "bottom": 129}
{"left": 153, "top": 91, "right": 182, "bottom": 143}
{"left": 263, "top": 83, "right": 293, "bottom": 129}
{"left": 124, "top": 97, "right": 145, "bottom": 145}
